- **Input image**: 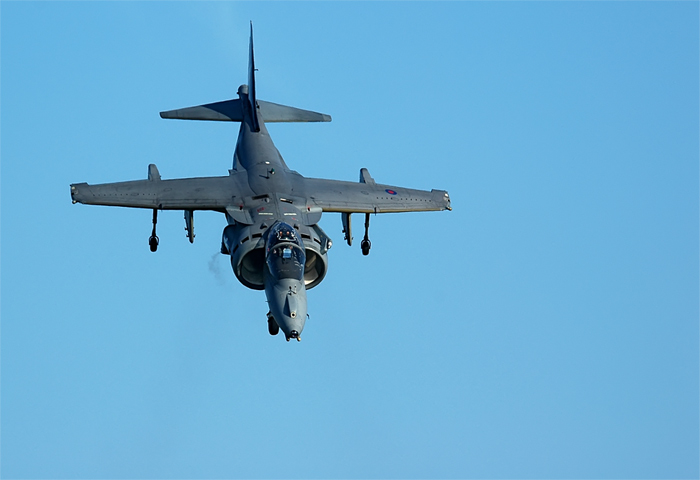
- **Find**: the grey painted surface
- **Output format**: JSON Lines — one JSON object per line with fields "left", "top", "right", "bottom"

{"left": 70, "top": 26, "right": 450, "bottom": 340}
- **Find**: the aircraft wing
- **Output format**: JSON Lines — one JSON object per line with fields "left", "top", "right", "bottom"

{"left": 70, "top": 175, "right": 243, "bottom": 211}
{"left": 303, "top": 177, "right": 451, "bottom": 214}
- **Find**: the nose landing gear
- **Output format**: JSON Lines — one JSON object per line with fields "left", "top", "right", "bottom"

{"left": 267, "top": 312, "right": 280, "bottom": 336}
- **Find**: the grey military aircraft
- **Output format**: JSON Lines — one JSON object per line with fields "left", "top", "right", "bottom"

{"left": 70, "top": 25, "right": 451, "bottom": 341}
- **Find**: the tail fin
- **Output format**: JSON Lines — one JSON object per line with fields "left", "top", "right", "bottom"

{"left": 248, "top": 22, "right": 260, "bottom": 131}
{"left": 159, "top": 22, "right": 331, "bottom": 124}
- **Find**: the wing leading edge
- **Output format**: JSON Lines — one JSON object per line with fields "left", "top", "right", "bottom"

{"left": 70, "top": 174, "right": 246, "bottom": 212}
{"left": 303, "top": 177, "right": 451, "bottom": 214}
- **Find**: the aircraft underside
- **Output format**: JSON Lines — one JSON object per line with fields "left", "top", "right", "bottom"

{"left": 69, "top": 24, "right": 451, "bottom": 341}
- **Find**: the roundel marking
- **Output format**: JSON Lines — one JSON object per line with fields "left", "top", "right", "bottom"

{"left": 385, "top": 189, "right": 397, "bottom": 195}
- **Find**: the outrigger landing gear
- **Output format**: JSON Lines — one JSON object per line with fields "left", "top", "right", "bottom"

{"left": 361, "top": 212, "right": 371, "bottom": 256}
{"left": 149, "top": 209, "right": 159, "bottom": 252}
{"left": 267, "top": 312, "right": 279, "bottom": 336}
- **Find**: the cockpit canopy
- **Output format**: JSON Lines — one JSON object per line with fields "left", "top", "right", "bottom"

{"left": 266, "top": 222, "right": 306, "bottom": 281}
{"left": 267, "top": 222, "right": 302, "bottom": 251}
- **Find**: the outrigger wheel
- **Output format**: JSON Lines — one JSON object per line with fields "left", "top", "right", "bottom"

{"left": 149, "top": 235, "right": 159, "bottom": 252}
{"left": 149, "top": 209, "right": 159, "bottom": 252}
{"left": 361, "top": 239, "right": 371, "bottom": 256}
{"left": 361, "top": 212, "right": 371, "bottom": 256}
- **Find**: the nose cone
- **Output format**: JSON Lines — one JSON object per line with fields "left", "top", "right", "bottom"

{"left": 264, "top": 278, "right": 307, "bottom": 339}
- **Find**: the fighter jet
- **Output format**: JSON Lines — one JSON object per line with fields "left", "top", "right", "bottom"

{"left": 70, "top": 25, "right": 451, "bottom": 341}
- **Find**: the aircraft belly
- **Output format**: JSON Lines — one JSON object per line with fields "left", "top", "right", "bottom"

{"left": 236, "top": 123, "right": 287, "bottom": 169}
{"left": 246, "top": 164, "right": 293, "bottom": 196}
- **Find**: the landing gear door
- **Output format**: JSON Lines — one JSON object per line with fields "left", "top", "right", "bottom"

{"left": 184, "top": 210, "right": 195, "bottom": 243}
{"left": 341, "top": 212, "right": 352, "bottom": 246}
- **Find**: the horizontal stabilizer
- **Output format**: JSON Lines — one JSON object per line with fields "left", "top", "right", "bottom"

{"left": 258, "top": 101, "right": 331, "bottom": 123}
{"left": 160, "top": 99, "right": 331, "bottom": 123}
{"left": 160, "top": 99, "right": 243, "bottom": 121}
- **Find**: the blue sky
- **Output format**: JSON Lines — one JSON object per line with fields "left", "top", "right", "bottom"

{"left": 1, "top": 2, "right": 698, "bottom": 479}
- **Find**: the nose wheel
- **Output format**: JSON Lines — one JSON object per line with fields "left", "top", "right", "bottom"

{"left": 149, "top": 209, "right": 159, "bottom": 252}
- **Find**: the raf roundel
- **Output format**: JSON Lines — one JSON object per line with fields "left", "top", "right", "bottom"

{"left": 385, "top": 189, "right": 397, "bottom": 195}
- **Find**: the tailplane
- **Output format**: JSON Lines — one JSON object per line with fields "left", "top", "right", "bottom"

{"left": 160, "top": 99, "right": 331, "bottom": 123}
{"left": 159, "top": 23, "right": 331, "bottom": 124}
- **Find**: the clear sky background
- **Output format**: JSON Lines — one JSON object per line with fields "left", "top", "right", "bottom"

{"left": 1, "top": 2, "right": 698, "bottom": 479}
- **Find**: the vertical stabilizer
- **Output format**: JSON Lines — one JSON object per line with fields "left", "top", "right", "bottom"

{"left": 159, "top": 23, "right": 331, "bottom": 125}
{"left": 248, "top": 22, "right": 260, "bottom": 132}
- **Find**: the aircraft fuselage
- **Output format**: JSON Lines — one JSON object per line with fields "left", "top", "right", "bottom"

{"left": 228, "top": 85, "right": 315, "bottom": 340}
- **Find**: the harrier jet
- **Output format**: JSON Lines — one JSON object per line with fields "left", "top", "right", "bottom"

{"left": 70, "top": 25, "right": 451, "bottom": 341}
